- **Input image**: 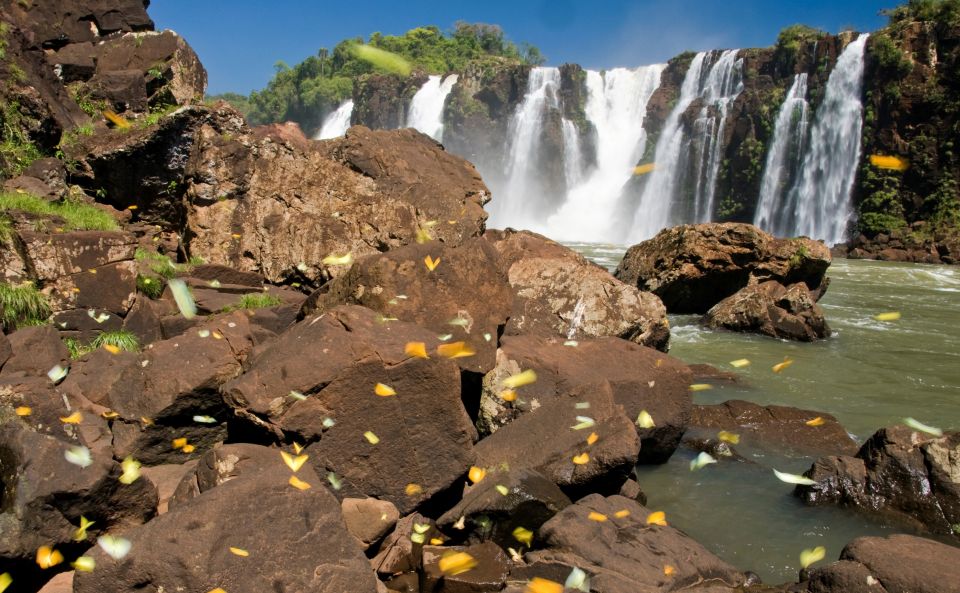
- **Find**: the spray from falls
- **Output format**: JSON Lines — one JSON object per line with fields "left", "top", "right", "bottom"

{"left": 547, "top": 66, "right": 665, "bottom": 241}
{"left": 561, "top": 119, "right": 584, "bottom": 190}
{"left": 315, "top": 100, "right": 354, "bottom": 140}
{"left": 754, "top": 73, "right": 811, "bottom": 236}
{"left": 787, "top": 33, "right": 869, "bottom": 245}
{"left": 407, "top": 74, "right": 459, "bottom": 141}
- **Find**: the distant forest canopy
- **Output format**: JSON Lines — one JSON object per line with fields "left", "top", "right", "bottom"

{"left": 209, "top": 22, "right": 545, "bottom": 127}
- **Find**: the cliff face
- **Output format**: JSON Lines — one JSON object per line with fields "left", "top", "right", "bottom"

{"left": 347, "top": 20, "right": 959, "bottom": 251}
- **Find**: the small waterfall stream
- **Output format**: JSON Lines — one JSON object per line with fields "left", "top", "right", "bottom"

{"left": 315, "top": 100, "right": 354, "bottom": 140}
{"left": 407, "top": 74, "right": 459, "bottom": 141}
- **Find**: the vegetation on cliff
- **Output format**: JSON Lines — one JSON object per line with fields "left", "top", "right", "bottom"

{"left": 214, "top": 23, "right": 544, "bottom": 130}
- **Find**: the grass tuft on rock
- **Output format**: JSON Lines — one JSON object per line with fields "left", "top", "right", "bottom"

{"left": 136, "top": 274, "right": 165, "bottom": 299}
{"left": 222, "top": 293, "right": 282, "bottom": 312}
{"left": 0, "top": 280, "right": 52, "bottom": 330}
{"left": 92, "top": 329, "right": 140, "bottom": 352}
{"left": 0, "top": 191, "right": 119, "bottom": 232}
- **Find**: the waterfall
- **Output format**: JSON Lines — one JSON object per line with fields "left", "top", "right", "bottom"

{"left": 316, "top": 100, "right": 354, "bottom": 140}
{"left": 788, "top": 33, "right": 869, "bottom": 245}
{"left": 561, "top": 118, "right": 584, "bottom": 190}
{"left": 627, "top": 50, "right": 744, "bottom": 242}
{"left": 754, "top": 74, "right": 811, "bottom": 236}
{"left": 546, "top": 65, "right": 666, "bottom": 241}
{"left": 488, "top": 67, "right": 561, "bottom": 230}
{"left": 407, "top": 74, "right": 459, "bottom": 141}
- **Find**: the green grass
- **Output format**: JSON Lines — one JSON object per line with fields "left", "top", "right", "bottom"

{"left": 0, "top": 281, "right": 52, "bottom": 330}
{"left": 136, "top": 274, "right": 165, "bottom": 299}
{"left": 134, "top": 247, "right": 189, "bottom": 279}
{"left": 0, "top": 215, "right": 12, "bottom": 242}
{"left": 92, "top": 329, "right": 139, "bottom": 352}
{"left": 0, "top": 192, "right": 119, "bottom": 231}
{"left": 222, "top": 293, "right": 282, "bottom": 312}
{"left": 64, "top": 337, "right": 94, "bottom": 359}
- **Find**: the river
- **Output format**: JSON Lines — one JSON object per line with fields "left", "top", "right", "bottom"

{"left": 567, "top": 243, "right": 960, "bottom": 583}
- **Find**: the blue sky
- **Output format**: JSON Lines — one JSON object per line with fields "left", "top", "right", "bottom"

{"left": 149, "top": 1, "right": 893, "bottom": 95}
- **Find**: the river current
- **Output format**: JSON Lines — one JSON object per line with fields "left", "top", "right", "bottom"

{"left": 567, "top": 243, "right": 960, "bottom": 583}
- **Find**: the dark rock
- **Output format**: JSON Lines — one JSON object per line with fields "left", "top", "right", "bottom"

{"left": 9, "top": 0, "right": 153, "bottom": 49}
{"left": 691, "top": 400, "right": 858, "bottom": 457}
{"left": 484, "top": 229, "right": 670, "bottom": 352}
{"left": 139, "top": 461, "right": 197, "bottom": 514}
{"left": 806, "top": 534, "right": 960, "bottom": 593}
{"left": 618, "top": 478, "right": 648, "bottom": 505}
{"left": 615, "top": 223, "right": 831, "bottom": 314}
{"left": 300, "top": 237, "right": 512, "bottom": 374}
{"left": 472, "top": 381, "right": 641, "bottom": 498}
{"left": 421, "top": 541, "right": 510, "bottom": 593}
{"left": 72, "top": 447, "right": 379, "bottom": 593}
{"left": 372, "top": 513, "right": 439, "bottom": 577}
{"left": 704, "top": 280, "right": 831, "bottom": 341}
{"left": 797, "top": 425, "right": 960, "bottom": 536}
{"left": 526, "top": 494, "right": 744, "bottom": 592}
{"left": 479, "top": 334, "right": 693, "bottom": 464}
{"left": 0, "top": 333, "right": 11, "bottom": 370}
{"left": 222, "top": 305, "right": 476, "bottom": 514}
{"left": 341, "top": 497, "right": 400, "bottom": 550}
{"left": 436, "top": 468, "right": 572, "bottom": 549}
{"left": 0, "top": 325, "right": 69, "bottom": 379}
{"left": 168, "top": 443, "right": 278, "bottom": 509}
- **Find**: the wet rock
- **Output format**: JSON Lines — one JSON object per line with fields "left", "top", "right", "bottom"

{"left": 691, "top": 400, "right": 858, "bottom": 457}
{"left": 472, "top": 382, "right": 641, "bottom": 498}
{"left": 479, "top": 334, "right": 692, "bottom": 464}
{"left": 301, "top": 237, "right": 512, "bottom": 374}
{"left": 704, "top": 281, "right": 831, "bottom": 341}
{"left": 484, "top": 229, "right": 670, "bottom": 352}
{"left": 222, "top": 305, "right": 476, "bottom": 514}
{"left": 436, "top": 468, "right": 572, "bottom": 549}
{"left": 422, "top": 541, "right": 510, "bottom": 593}
{"left": 525, "top": 494, "right": 744, "bottom": 593}
{"left": 342, "top": 497, "right": 400, "bottom": 550}
{"left": 615, "top": 223, "right": 831, "bottom": 314}
{"left": 797, "top": 425, "right": 960, "bottom": 535}
{"left": 0, "top": 421, "right": 157, "bottom": 592}
{"left": 72, "top": 448, "right": 379, "bottom": 593}
{"left": 806, "top": 534, "right": 960, "bottom": 593}
{"left": 187, "top": 124, "right": 490, "bottom": 285}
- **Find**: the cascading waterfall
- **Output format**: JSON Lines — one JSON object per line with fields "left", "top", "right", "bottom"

{"left": 561, "top": 119, "right": 584, "bottom": 190}
{"left": 488, "top": 67, "right": 561, "bottom": 230}
{"left": 787, "top": 33, "right": 869, "bottom": 245}
{"left": 315, "top": 100, "right": 354, "bottom": 140}
{"left": 754, "top": 73, "right": 811, "bottom": 236}
{"left": 628, "top": 51, "right": 747, "bottom": 241}
{"left": 407, "top": 74, "right": 459, "bottom": 141}
{"left": 546, "top": 65, "right": 665, "bottom": 241}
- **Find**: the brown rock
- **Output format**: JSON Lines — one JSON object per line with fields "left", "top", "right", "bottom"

{"left": 472, "top": 382, "right": 641, "bottom": 498}
{"left": 222, "top": 305, "right": 476, "bottom": 514}
{"left": 0, "top": 325, "right": 69, "bottom": 379}
{"left": 342, "top": 497, "right": 400, "bottom": 550}
{"left": 704, "top": 281, "right": 831, "bottom": 341}
{"left": 615, "top": 223, "right": 830, "bottom": 314}
{"left": 484, "top": 229, "right": 670, "bottom": 352}
{"left": 422, "top": 541, "right": 510, "bottom": 593}
{"left": 807, "top": 534, "right": 960, "bottom": 593}
{"left": 72, "top": 451, "right": 379, "bottom": 593}
{"left": 139, "top": 461, "right": 198, "bottom": 514}
{"left": 371, "top": 513, "right": 439, "bottom": 577}
{"left": 526, "top": 494, "right": 744, "bottom": 593}
{"left": 691, "top": 400, "right": 858, "bottom": 457}
{"left": 300, "top": 237, "right": 512, "bottom": 374}
{"left": 479, "top": 334, "right": 693, "bottom": 463}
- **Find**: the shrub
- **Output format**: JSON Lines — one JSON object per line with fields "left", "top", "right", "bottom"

{"left": 0, "top": 281, "right": 51, "bottom": 330}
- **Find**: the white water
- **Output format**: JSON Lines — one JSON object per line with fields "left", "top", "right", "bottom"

{"left": 627, "top": 50, "right": 743, "bottom": 242}
{"left": 407, "top": 74, "right": 459, "bottom": 141}
{"left": 489, "top": 67, "right": 562, "bottom": 230}
{"left": 315, "top": 100, "right": 354, "bottom": 140}
{"left": 547, "top": 65, "right": 665, "bottom": 241}
{"left": 561, "top": 118, "right": 584, "bottom": 190}
{"left": 788, "top": 34, "right": 869, "bottom": 245}
{"left": 754, "top": 73, "right": 811, "bottom": 236}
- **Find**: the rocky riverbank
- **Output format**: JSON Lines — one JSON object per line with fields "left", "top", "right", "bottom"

{"left": 1, "top": 2, "right": 959, "bottom": 593}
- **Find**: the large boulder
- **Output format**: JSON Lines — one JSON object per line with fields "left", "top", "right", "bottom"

{"left": 187, "top": 124, "right": 490, "bottom": 285}
{"left": 222, "top": 305, "right": 477, "bottom": 514}
{"left": 479, "top": 334, "right": 693, "bottom": 464}
{"left": 806, "top": 534, "right": 960, "bottom": 593}
{"left": 6, "top": 1, "right": 153, "bottom": 49}
{"left": 796, "top": 425, "right": 960, "bottom": 536}
{"left": 73, "top": 444, "right": 380, "bottom": 593}
{"left": 522, "top": 494, "right": 744, "bottom": 593}
{"left": 614, "top": 223, "right": 831, "bottom": 314}
{"left": 472, "top": 381, "right": 641, "bottom": 498}
{"left": 300, "top": 237, "right": 512, "bottom": 374}
{"left": 704, "top": 280, "right": 831, "bottom": 341}
{"left": 690, "top": 400, "right": 858, "bottom": 458}
{"left": 484, "top": 229, "right": 670, "bottom": 352}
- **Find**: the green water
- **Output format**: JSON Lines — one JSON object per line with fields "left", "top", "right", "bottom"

{"left": 570, "top": 244, "right": 960, "bottom": 584}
